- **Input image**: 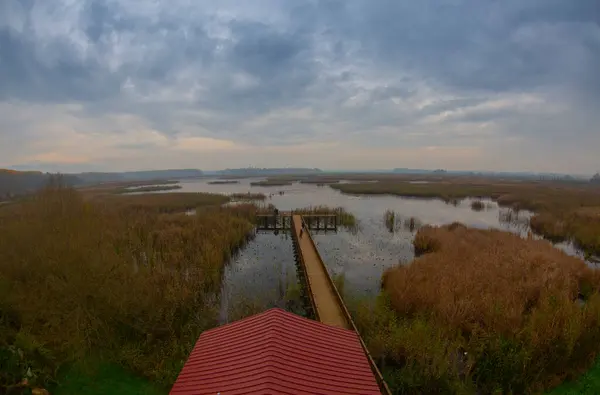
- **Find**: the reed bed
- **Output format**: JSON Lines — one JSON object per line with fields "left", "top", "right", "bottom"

{"left": 249, "top": 180, "right": 293, "bottom": 187}
{"left": 332, "top": 181, "right": 600, "bottom": 256}
{"left": 207, "top": 180, "right": 239, "bottom": 185}
{"left": 470, "top": 200, "right": 485, "bottom": 211}
{"left": 92, "top": 192, "right": 229, "bottom": 214}
{"left": 374, "top": 224, "right": 600, "bottom": 393}
{"left": 292, "top": 205, "right": 357, "bottom": 229}
{"left": 230, "top": 192, "right": 267, "bottom": 201}
{"left": 113, "top": 185, "right": 182, "bottom": 194}
{"left": 383, "top": 210, "right": 420, "bottom": 233}
{"left": 0, "top": 186, "right": 254, "bottom": 391}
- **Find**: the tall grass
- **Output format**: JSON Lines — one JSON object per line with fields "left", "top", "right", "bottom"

{"left": 207, "top": 180, "right": 239, "bottom": 185}
{"left": 0, "top": 186, "right": 254, "bottom": 391}
{"left": 230, "top": 192, "right": 267, "bottom": 201}
{"left": 383, "top": 210, "right": 421, "bottom": 234}
{"left": 113, "top": 185, "right": 182, "bottom": 194}
{"left": 292, "top": 205, "right": 357, "bottom": 230}
{"left": 384, "top": 210, "right": 396, "bottom": 233}
{"left": 470, "top": 200, "right": 485, "bottom": 211}
{"left": 249, "top": 180, "right": 292, "bottom": 187}
{"left": 376, "top": 224, "right": 600, "bottom": 393}
{"left": 332, "top": 181, "right": 600, "bottom": 256}
{"left": 92, "top": 192, "right": 229, "bottom": 214}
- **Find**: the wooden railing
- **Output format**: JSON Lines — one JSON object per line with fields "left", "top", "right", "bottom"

{"left": 300, "top": 219, "right": 393, "bottom": 395}
{"left": 290, "top": 220, "right": 320, "bottom": 321}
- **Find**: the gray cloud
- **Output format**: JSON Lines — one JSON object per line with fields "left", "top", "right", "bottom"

{"left": 0, "top": 0, "right": 598, "bottom": 172}
{"left": 347, "top": 0, "right": 599, "bottom": 95}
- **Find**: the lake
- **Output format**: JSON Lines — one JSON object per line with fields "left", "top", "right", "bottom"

{"left": 172, "top": 178, "right": 592, "bottom": 322}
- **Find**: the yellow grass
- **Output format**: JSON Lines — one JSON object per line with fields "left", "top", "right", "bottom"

{"left": 0, "top": 186, "right": 254, "bottom": 390}
{"left": 332, "top": 180, "right": 600, "bottom": 256}
{"left": 230, "top": 192, "right": 267, "bottom": 201}
{"left": 292, "top": 205, "right": 357, "bottom": 229}
{"left": 91, "top": 192, "right": 229, "bottom": 213}
{"left": 377, "top": 224, "right": 600, "bottom": 393}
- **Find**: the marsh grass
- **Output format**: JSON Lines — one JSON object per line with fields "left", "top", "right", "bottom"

{"left": 207, "top": 180, "right": 239, "bottom": 185}
{"left": 292, "top": 205, "right": 357, "bottom": 230}
{"left": 92, "top": 192, "right": 229, "bottom": 214}
{"left": 230, "top": 192, "right": 267, "bottom": 201}
{"left": 0, "top": 186, "right": 254, "bottom": 391}
{"left": 384, "top": 210, "right": 396, "bottom": 233}
{"left": 332, "top": 181, "right": 600, "bottom": 255}
{"left": 470, "top": 200, "right": 485, "bottom": 211}
{"left": 249, "top": 180, "right": 293, "bottom": 187}
{"left": 377, "top": 224, "right": 600, "bottom": 393}
{"left": 113, "top": 185, "right": 182, "bottom": 194}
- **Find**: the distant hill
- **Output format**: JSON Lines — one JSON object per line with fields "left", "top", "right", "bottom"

{"left": 591, "top": 173, "right": 600, "bottom": 184}
{"left": 76, "top": 169, "right": 203, "bottom": 184}
{"left": 0, "top": 170, "right": 81, "bottom": 200}
{"left": 0, "top": 168, "right": 204, "bottom": 200}
{"left": 393, "top": 168, "right": 440, "bottom": 175}
{"left": 393, "top": 168, "right": 586, "bottom": 181}
{"left": 217, "top": 168, "right": 322, "bottom": 177}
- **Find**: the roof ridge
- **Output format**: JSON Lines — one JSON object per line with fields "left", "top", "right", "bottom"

{"left": 265, "top": 308, "right": 283, "bottom": 367}
{"left": 170, "top": 309, "right": 381, "bottom": 395}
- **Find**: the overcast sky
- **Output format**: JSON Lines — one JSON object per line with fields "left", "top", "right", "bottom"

{"left": 0, "top": 1, "right": 598, "bottom": 173}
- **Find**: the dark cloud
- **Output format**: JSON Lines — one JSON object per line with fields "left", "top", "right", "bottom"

{"left": 0, "top": 0, "right": 598, "bottom": 172}
{"left": 0, "top": 29, "right": 121, "bottom": 102}
{"left": 341, "top": 0, "right": 600, "bottom": 95}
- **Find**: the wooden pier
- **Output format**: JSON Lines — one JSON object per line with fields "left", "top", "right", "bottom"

{"left": 290, "top": 214, "right": 392, "bottom": 394}
{"left": 256, "top": 211, "right": 337, "bottom": 231}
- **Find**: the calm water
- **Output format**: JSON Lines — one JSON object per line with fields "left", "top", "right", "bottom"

{"left": 170, "top": 178, "right": 592, "bottom": 322}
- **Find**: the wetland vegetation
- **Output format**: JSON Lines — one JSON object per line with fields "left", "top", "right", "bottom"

{"left": 351, "top": 224, "right": 600, "bottom": 394}
{"left": 3, "top": 174, "right": 600, "bottom": 394}
{"left": 230, "top": 192, "right": 267, "bottom": 201}
{"left": 207, "top": 180, "right": 240, "bottom": 185}
{"left": 292, "top": 205, "right": 357, "bottom": 230}
{"left": 0, "top": 181, "right": 256, "bottom": 393}
{"left": 113, "top": 185, "right": 183, "bottom": 194}
{"left": 249, "top": 180, "right": 293, "bottom": 187}
{"left": 383, "top": 209, "right": 421, "bottom": 233}
{"left": 332, "top": 180, "right": 600, "bottom": 257}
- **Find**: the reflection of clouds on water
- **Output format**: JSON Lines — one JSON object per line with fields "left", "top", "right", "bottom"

{"left": 182, "top": 178, "right": 591, "bottom": 303}
{"left": 219, "top": 232, "right": 299, "bottom": 323}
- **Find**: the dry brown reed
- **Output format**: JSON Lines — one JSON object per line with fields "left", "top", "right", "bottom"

{"left": 332, "top": 181, "right": 600, "bottom": 256}
{"left": 292, "top": 205, "right": 357, "bottom": 228}
{"left": 470, "top": 200, "right": 485, "bottom": 211}
{"left": 230, "top": 192, "right": 267, "bottom": 201}
{"left": 249, "top": 180, "right": 293, "bottom": 187}
{"left": 92, "top": 192, "right": 229, "bottom": 213}
{"left": 0, "top": 186, "right": 254, "bottom": 390}
{"left": 379, "top": 224, "right": 600, "bottom": 393}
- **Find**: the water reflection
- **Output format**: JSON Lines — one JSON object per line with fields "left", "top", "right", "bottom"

{"left": 218, "top": 231, "right": 306, "bottom": 323}
{"left": 176, "top": 178, "right": 591, "bottom": 308}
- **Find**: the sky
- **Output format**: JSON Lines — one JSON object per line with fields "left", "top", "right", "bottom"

{"left": 0, "top": 0, "right": 599, "bottom": 174}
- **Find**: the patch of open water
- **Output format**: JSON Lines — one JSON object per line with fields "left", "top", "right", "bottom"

{"left": 173, "top": 178, "right": 594, "bottom": 321}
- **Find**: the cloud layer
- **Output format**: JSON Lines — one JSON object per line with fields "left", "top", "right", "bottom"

{"left": 1, "top": 0, "right": 598, "bottom": 173}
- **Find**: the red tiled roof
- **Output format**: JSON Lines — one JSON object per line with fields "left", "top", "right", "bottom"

{"left": 170, "top": 308, "right": 381, "bottom": 395}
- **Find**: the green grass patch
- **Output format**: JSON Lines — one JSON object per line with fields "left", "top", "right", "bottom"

{"left": 547, "top": 358, "right": 600, "bottom": 395}
{"left": 52, "top": 361, "right": 166, "bottom": 395}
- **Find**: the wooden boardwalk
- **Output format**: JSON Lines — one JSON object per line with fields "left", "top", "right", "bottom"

{"left": 256, "top": 212, "right": 337, "bottom": 231}
{"left": 291, "top": 215, "right": 349, "bottom": 329}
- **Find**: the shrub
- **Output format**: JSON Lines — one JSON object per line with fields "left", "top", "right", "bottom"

{"left": 470, "top": 200, "right": 485, "bottom": 211}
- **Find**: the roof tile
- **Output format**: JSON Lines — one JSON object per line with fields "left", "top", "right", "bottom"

{"left": 170, "top": 308, "right": 381, "bottom": 395}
